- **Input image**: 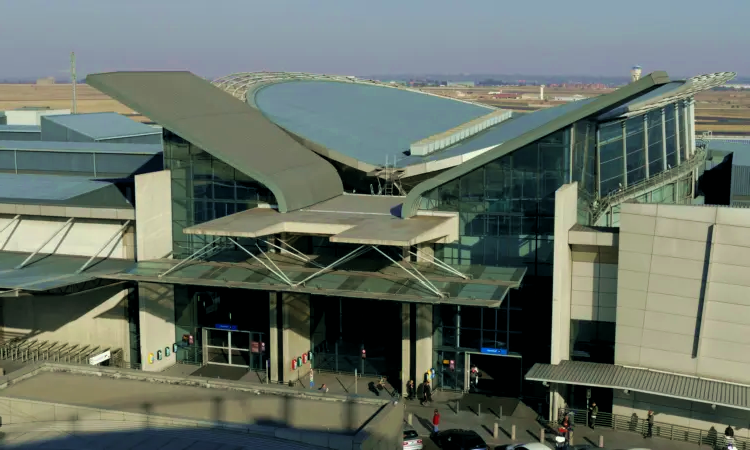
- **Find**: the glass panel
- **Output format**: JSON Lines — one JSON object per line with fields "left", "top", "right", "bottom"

{"left": 664, "top": 105, "right": 677, "bottom": 168}
{"left": 231, "top": 331, "right": 250, "bottom": 350}
{"left": 599, "top": 140, "right": 624, "bottom": 195}
{"left": 647, "top": 110, "right": 663, "bottom": 176}
{"left": 207, "top": 347, "right": 229, "bottom": 364}
{"left": 625, "top": 116, "right": 646, "bottom": 186}
{"left": 230, "top": 349, "right": 250, "bottom": 366}
{"left": 207, "top": 329, "right": 228, "bottom": 347}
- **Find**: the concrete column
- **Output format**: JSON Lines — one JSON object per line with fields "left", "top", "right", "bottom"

{"left": 269, "top": 292, "right": 280, "bottom": 383}
{"left": 415, "top": 303, "right": 432, "bottom": 384}
{"left": 134, "top": 170, "right": 173, "bottom": 261}
{"left": 138, "top": 282, "right": 176, "bottom": 372}
{"left": 281, "top": 292, "right": 311, "bottom": 384}
{"left": 415, "top": 243, "right": 435, "bottom": 263}
{"left": 551, "top": 183, "right": 578, "bottom": 365}
{"left": 401, "top": 303, "right": 411, "bottom": 396}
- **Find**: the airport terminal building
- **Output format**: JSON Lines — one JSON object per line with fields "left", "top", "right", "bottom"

{"left": 2, "top": 68, "right": 749, "bottom": 433}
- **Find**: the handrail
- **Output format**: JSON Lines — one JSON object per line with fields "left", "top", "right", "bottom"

{"left": 558, "top": 407, "right": 748, "bottom": 449}
{"left": 591, "top": 147, "right": 706, "bottom": 225}
{"left": 0, "top": 338, "right": 139, "bottom": 370}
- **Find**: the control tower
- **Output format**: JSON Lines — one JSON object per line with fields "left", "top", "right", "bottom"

{"left": 631, "top": 65, "right": 642, "bottom": 82}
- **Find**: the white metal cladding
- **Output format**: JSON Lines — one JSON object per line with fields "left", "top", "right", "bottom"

{"left": 526, "top": 361, "right": 750, "bottom": 410}
{"left": 410, "top": 109, "right": 513, "bottom": 156}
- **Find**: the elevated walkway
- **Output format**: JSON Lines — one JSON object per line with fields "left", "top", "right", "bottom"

{"left": 591, "top": 147, "right": 706, "bottom": 226}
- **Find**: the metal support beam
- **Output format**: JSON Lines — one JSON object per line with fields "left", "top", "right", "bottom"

{"left": 228, "top": 238, "right": 293, "bottom": 286}
{"left": 16, "top": 218, "right": 74, "bottom": 270}
{"left": 76, "top": 220, "right": 131, "bottom": 274}
{"left": 255, "top": 242, "right": 293, "bottom": 285}
{"left": 261, "top": 237, "right": 324, "bottom": 268}
{"left": 0, "top": 215, "right": 21, "bottom": 236}
{"left": 408, "top": 250, "right": 468, "bottom": 279}
{"left": 159, "top": 238, "right": 223, "bottom": 278}
{"left": 293, "top": 245, "right": 370, "bottom": 287}
{"left": 372, "top": 246, "right": 444, "bottom": 298}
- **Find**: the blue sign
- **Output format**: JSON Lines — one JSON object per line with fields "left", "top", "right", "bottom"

{"left": 215, "top": 324, "right": 238, "bottom": 331}
{"left": 481, "top": 347, "right": 508, "bottom": 355}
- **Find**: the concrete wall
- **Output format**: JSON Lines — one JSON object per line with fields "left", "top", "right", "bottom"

{"left": 138, "top": 282, "right": 176, "bottom": 372}
{"left": 551, "top": 183, "right": 578, "bottom": 365}
{"left": 357, "top": 402, "right": 405, "bottom": 450}
{"left": 615, "top": 203, "right": 750, "bottom": 385}
{"left": 613, "top": 390, "right": 750, "bottom": 438}
{"left": 281, "top": 292, "right": 311, "bottom": 383}
{"left": 0, "top": 284, "right": 132, "bottom": 361}
{"left": 4, "top": 110, "right": 70, "bottom": 126}
{"left": 415, "top": 303, "right": 432, "bottom": 385}
{"left": 134, "top": 170, "right": 172, "bottom": 261}
{"left": 570, "top": 246, "right": 618, "bottom": 323}
{"left": 0, "top": 214, "right": 133, "bottom": 259}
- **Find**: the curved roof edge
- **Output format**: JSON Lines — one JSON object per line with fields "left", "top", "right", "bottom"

{"left": 400, "top": 71, "right": 672, "bottom": 218}
{"left": 87, "top": 71, "right": 343, "bottom": 213}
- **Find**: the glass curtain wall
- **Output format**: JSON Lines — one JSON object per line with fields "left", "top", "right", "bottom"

{"left": 664, "top": 106, "right": 677, "bottom": 168}
{"left": 647, "top": 110, "right": 664, "bottom": 176}
{"left": 422, "top": 128, "right": 568, "bottom": 274}
{"left": 163, "top": 130, "right": 276, "bottom": 258}
{"left": 598, "top": 122, "right": 624, "bottom": 195}
{"left": 625, "top": 117, "right": 647, "bottom": 185}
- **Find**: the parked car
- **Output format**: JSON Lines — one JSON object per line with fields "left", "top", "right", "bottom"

{"left": 503, "top": 443, "right": 552, "bottom": 450}
{"left": 435, "top": 429, "right": 488, "bottom": 450}
{"left": 403, "top": 423, "right": 423, "bottom": 450}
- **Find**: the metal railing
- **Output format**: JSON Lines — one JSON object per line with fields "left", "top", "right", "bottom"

{"left": 559, "top": 408, "right": 749, "bottom": 449}
{"left": 0, "top": 338, "right": 137, "bottom": 370}
{"left": 591, "top": 147, "right": 706, "bottom": 225}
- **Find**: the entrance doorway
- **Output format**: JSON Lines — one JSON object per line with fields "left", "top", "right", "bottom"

{"left": 204, "top": 327, "right": 267, "bottom": 370}
{"left": 435, "top": 350, "right": 465, "bottom": 391}
{"left": 467, "top": 352, "right": 523, "bottom": 398}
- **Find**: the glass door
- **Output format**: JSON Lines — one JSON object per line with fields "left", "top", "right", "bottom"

{"left": 205, "top": 328, "right": 253, "bottom": 367}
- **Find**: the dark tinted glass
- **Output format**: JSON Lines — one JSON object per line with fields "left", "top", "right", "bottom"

{"left": 404, "top": 430, "right": 419, "bottom": 440}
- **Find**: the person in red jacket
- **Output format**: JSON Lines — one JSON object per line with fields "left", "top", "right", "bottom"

{"left": 432, "top": 409, "right": 441, "bottom": 434}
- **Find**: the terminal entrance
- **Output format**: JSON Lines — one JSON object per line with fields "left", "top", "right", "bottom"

{"left": 204, "top": 327, "right": 266, "bottom": 370}
{"left": 467, "top": 352, "right": 523, "bottom": 398}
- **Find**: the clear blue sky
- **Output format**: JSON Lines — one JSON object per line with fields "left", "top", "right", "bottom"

{"left": 0, "top": 0, "right": 747, "bottom": 78}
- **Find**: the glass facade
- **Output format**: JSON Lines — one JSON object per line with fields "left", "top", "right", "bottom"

{"left": 163, "top": 130, "right": 276, "bottom": 258}
{"left": 646, "top": 110, "right": 664, "bottom": 176}
{"left": 598, "top": 122, "right": 624, "bottom": 195}
{"left": 664, "top": 106, "right": 677, "bottom": 168}
{"left": 625, "top": 116, "right": 646, "bottom": 185}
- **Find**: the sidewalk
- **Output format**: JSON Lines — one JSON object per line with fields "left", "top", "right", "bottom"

{"left": 404, "top": 401, "right": 695, "bottom": 450}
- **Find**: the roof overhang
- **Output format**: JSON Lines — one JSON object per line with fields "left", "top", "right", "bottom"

{"left": 0, "top": 251, "right": 133, "bottom": 291}
{"left": 568, "top": 224, "right": 619, "bottom": 247}
{"left": 86, "top": 71, "right": 343, "bottom": 213}
{"left": 101, "top": 254, "right": 525, "bottom": 307}
{"left": 526, "top": 361, "right": 750, "bottom": 411}
{"left": 400, "top": 71, "right": 672, "bottom": 218}
{"left": 184, "top": 194, "right": 459, "bottom": 246}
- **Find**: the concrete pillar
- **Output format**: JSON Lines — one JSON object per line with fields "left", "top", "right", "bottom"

{"left": 415, "top": 303, "right": 432, "bottom": 384}
{"left": 401, "top": 303, "right": 411, "bottom": 396}
{"left": 281, "top": 292, "right": 311, "bottom": 384}
{"left": 138, "top": 282, "right": 176, "bottom": 372}
{"left": 134, "top": 170, "right": 173, "bottom": 261}
{"left": 415, "top": 243, "right": 435, "bottom": 263}
{"left": 269, "top": 292, "right": 280, "bottom": 383}
{"left": 551, "top": 183, "right": 578, "bottom": 365}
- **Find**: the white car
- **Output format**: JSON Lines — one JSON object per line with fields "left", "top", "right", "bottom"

{"left": 503, "top": 443, "right": 552, "bottom": 450}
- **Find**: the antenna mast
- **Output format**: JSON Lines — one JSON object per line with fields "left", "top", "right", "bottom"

{"left": 70, "top": 52, "right": 77, "bottom": 114}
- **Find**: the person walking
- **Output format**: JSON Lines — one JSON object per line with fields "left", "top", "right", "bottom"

{"left": 646, "top": 410, "right": 655, "bottom": 438}
{"left": 432, "top": 409, "right": 441, "bottom": 434}
{"left": 421, "top": 380, "right": 432, "bottom": 405}
{"left": 406, "top": 380, "right": 415, "bottom": 400}
{"left": 470, "top": 364, "right": 480, "bottom": 389}
{"left": 589, "top": 402, "right": 598, "bottom": 430}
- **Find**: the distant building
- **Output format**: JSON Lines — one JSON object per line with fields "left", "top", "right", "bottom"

{"left": 2, "top": 106, "right": 70, "bottom": 126}
{"left": 553, "top": 94, "right": 589, "bottom": 102}
{"left": 447, "top": 81, "right": 475, "bottom": 88}
{"left": 36, "top": 77, "right": 56, "bottom": 85}
{"left": 491, "top": 93, "right": 520, "bottom": 99}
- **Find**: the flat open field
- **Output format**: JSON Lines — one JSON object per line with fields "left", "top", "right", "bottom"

{"left": 0, "top": 84, "right": 150, "bottom": 122}
{"left": 423, "top": 85, "right": 750, "bottom": 136}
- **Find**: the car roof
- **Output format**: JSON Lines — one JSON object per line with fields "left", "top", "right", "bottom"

{"left": 515, "top": 443, "right": 552, "bottom": 450}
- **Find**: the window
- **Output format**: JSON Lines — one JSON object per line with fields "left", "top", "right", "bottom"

{"left": 625, "top": 116, "right": 646, "bottom": 185}
{"left": 647, "top": 110, "right": 663, "bottom": 176}
{"left": 664, "top": 105, "right": 677, "bottom": 168}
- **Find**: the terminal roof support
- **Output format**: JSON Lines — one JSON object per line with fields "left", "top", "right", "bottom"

{"left": 227, "top": 238, "right": 293, "bottom": 286}
{"left": 76, "top": 220, "right": 131, "bottom": 274}
{"left": 372, "top": 246, "right": 444, "bottom": 298}
{"left": 0, "top": 215, "right": 21, "bottom": 236}
{"left": 259, "top": 237, "right": 325, "bottom": 269}
{"left": 408, "top": 249, "right": 468, "bottom": 280}
{"left": 292, "top": 245, "right": 371, "bottom": 288}
{"left": 15, "top": 218, "right": 75, "bottom": 270}
{"left": 158, "top": 237, "right": 225, "bottom": 279}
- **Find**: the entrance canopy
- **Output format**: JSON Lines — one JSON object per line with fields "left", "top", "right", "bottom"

{"left": 101, "top": 251, "right": 525, "bottom": 308}
{"left": 184, "top": 194, "right": 458, "bottom": 247}
{"left": 0, "top": 251, "right": 134, "bottom": 291}
{"left": 526, "top": 361, "right": 750, "bottom": 411}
